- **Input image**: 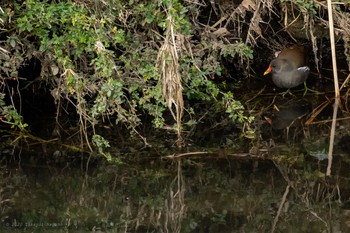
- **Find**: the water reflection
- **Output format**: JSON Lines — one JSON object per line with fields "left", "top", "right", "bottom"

{"left": 270, "top": 100, "right": 311, "bottom": 130}
{"left": 1, "top": 153, "right": 350, "bottom": 233}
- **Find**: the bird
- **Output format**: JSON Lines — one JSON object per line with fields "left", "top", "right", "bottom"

{"left": 264, "top": 45, "right": 310, "bottom": 89}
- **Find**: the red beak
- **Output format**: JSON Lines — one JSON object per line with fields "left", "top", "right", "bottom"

{"left": 264, "top": 65, "right": 272, "bottom": 75}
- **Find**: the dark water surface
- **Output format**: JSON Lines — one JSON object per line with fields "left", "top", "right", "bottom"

{"left": 1, "top": 145, "right": 350, "bottom": 233}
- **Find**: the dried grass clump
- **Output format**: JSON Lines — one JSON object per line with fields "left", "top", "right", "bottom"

{"left": 208, "top": 0, "right": 350, "bottom": 69}
{"left": 324, "top": 2, "right": 350, "bottom": 70}
{"left": 211, "top": 0, "right": 275, "bottom": 45}
{"left": 270, "top": 1, "right": 350, "bottom": 70}
{"left": 156, "top": 11, "right": 186, "bottom": 147}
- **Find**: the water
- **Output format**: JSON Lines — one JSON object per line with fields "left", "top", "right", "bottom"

{"left": 1, "top": 146, "right": 350, "bottom": 232}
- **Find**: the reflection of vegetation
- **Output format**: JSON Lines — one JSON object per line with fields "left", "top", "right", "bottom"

{"left": 2, "top": 156, "right": 348, "bottom": 232}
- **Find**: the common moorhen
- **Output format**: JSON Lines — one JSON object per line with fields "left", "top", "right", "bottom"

{"left": 264, "top": 45, "right": 310, "bottom": 89}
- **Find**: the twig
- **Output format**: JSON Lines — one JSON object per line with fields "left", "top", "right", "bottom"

{"left": 245, "top": 85, "right": 266, "bottom": 103}
{"left": 327, "top": 99, "right": 338, "bottom": 176}
{"left": 326, "top": 0, "right": 340, "bottom": 176}
{"left": 271, "top": 185, "right": 290, "bottom": 233}
{"left": 164, "top": 151, "right": 211, "bottom": 159}
{"left": 307, "top": 116, "right": 350, "bottom": 125}
{"left": 305, "top": 100, "right": 331, "bottom": 125}
{"left": 309, "top": 210, "right": 328, "bottom": 228}
{"left": 340, "top": 73, "right": 350, "bottom": 92}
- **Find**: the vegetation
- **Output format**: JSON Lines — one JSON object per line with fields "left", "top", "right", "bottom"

{"left": 0, "top": 155, "right": 346, "bottom": 232}
{"left": 1, "top": 1, "right": 350, "bottom": 231}
{"left": 0, "top": 0, "right": 349, "bottom": 157}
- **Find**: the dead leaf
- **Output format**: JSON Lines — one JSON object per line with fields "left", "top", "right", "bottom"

{"left": 213, "top": 27, "right": 230, "bottom": 36}
{"left": 241, "top": 0, "right": 256, "bottom": 10}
